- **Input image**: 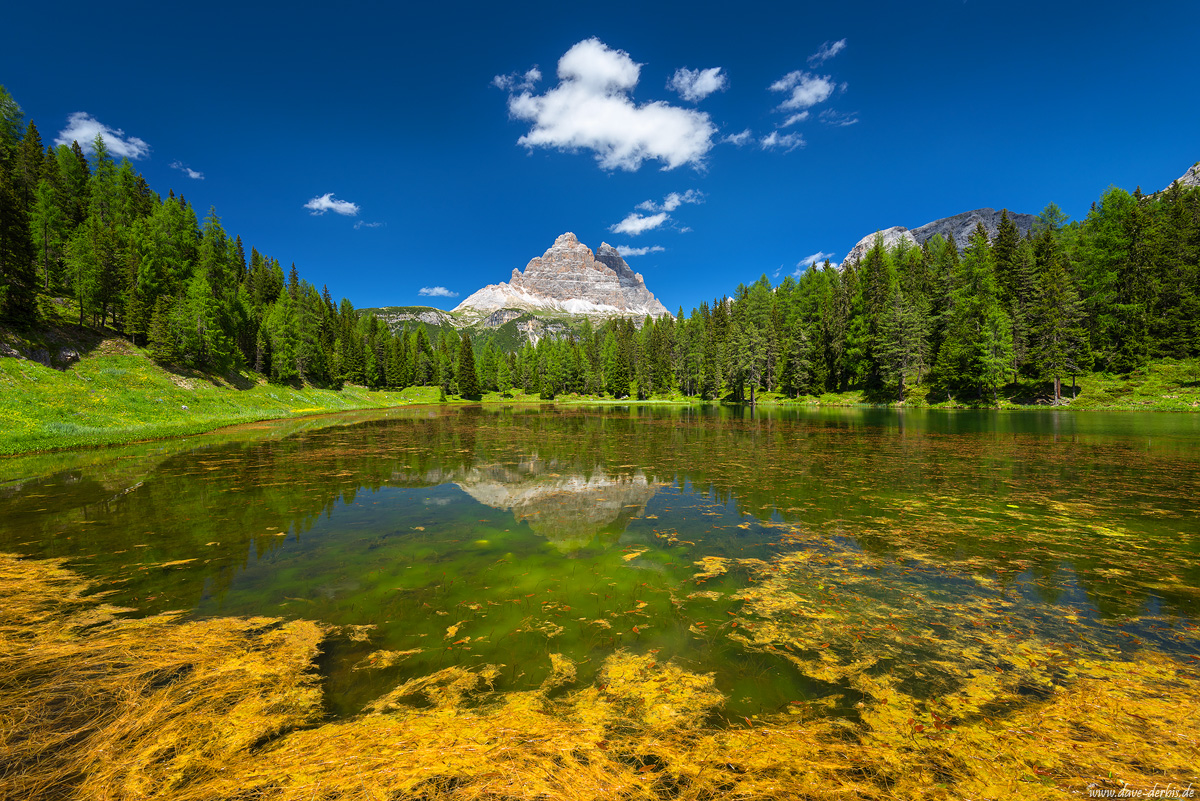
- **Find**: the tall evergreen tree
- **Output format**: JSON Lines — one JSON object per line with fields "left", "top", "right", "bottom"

{"left": 456, "top": 332, "right": 480, "bottom": 398}
{"left": 934, "top": 224, "right": 1013, "bottom": 402}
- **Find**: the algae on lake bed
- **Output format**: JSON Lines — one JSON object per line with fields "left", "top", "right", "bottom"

{"left": 2, "top": 552, "right": 1198, "bottom": 800}
{"left": 3, "top": 406, "right": 1200, "bottom": 798}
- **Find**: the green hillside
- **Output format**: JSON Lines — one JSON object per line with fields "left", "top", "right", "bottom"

{"left": 0, "top": 315, "right": 437, "bottom": 456}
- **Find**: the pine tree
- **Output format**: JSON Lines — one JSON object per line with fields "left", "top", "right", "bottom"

{"left": 0, "top": 86, "right": 24, "bottom": 167}
{"left": 877, "top": 285, "right": 930, "bottom": 402}
{"left": 0, "top": 160, "right": 36, "bottom": 325}
{"left": 148, "top": 294, "right": 181, "bottom": 363}
{"left": 14, "top": 122, "right": 43, "bottom": 206}
{"left": 934, "top": 224, "right": 1013, "bottom": 402}
{"left": 497, "top": 352, "right": 513, "bottom": 394}
{"left": 30, "top": 178, "right": 66, "bottom": 290}
{"left": 991, "top": 209, "right": 1020, "bottom": 307}
{"left": 456, "top": 332, "right": 480, "bottom": 398}
{"left": 1030, "top": 238, "right": 1091, "bottom": 403}
{"left": 603, "top": 330, "right": 629, "bottom": 398}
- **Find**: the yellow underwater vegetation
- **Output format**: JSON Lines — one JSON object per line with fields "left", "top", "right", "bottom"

{"left": 1, "top": 552, "right": 1197, "bottom": 800}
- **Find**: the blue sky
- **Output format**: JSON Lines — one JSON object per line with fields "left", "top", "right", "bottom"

{"left": 3, "top": 1, "right": 1198, "bottom": 314}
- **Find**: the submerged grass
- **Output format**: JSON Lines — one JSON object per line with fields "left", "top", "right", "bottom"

{"left": 2, "top": 552, "right": 1197, "bottom": 800}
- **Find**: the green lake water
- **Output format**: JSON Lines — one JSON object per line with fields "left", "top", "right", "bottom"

{"left": 3, "top": 405, "right": 1199, "bottom": 720}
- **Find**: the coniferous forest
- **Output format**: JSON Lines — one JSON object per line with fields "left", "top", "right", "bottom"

{"left": 2, "top": 86, "right": 1197, "bottom": 406}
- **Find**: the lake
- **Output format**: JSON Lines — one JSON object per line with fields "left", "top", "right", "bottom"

{"left": 3, "top": 404, "right": 1199, "bottom": 723}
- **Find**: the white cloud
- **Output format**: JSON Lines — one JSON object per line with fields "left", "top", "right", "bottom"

{"left": 492, "top": 66, "right": 542, "bottom": 92}
{"left": 808, "top": 39, "right": 847, "bottom": 66}
{"left": 781, "top": 111, "right": 810, "bottom": 128}
{"left": 169, "top": 161, "right": 204, "bottom": 180}
{"left": 55, "top": 112, "right": 150, "bottom": 160}
{"left": 769, "top": 71, "right": 837, "bottom": 111}
{"left": 820, "top": 109, "right": 859, "bottom": 127}
{"left": 797, "top": 251, "right": 834, "bottom": 269}
{"left": 611, "top": 211, "right": 669, "bottom": 235}
{"left": 616, "top": 245, "right": 665, "bottom": 257}
{"left": 502, "top": 37, "right": 717, "bottom": 171}
{"left": 304, "top": 193, "right": 360, "bottom": 216}
{"left": 636, "top": 189, "right": 704, "bottom": 213}
{"left": 760, "top": 131, "right": 805, "bottom": 152}
{"left": 667, "top": 66, "right": 727, "bottom": 102}
{"left": 722, "top": 128, "right": 753, "bottom": 146}
{"left": 418, "top": 286, "right": 459, "bottom": 298}
{"left": 354, "top": 220, "right": 384, "bottom": 229}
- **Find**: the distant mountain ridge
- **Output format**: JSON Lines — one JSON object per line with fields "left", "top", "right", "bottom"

{"left": 840, "top": 208, "right": 1038, "bottom": 267}
{"left": 453, "top": 232, "right": 670, "bottom": 320}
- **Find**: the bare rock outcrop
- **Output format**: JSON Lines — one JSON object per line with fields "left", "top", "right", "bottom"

{"left": 1162, "top": 162, "right": 1200, "bottom": 192}
{"left": 840, "top": 226, "right": 919, "bottom": 267}
{"left": 840, "top": 208, "right": 1037, "bottom": 267}
{"left": 455, "top": 233, "right": 670, "bottom": 319}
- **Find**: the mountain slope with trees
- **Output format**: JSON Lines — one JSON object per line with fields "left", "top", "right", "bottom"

{"left": 2, "top": 84, "right": 1198, "bottom": 417}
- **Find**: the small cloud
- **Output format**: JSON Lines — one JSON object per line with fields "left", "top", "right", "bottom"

{"left": 55, "top": 112, "right": 150, "bottom": 160}
{"left": 611, "top": 211, "right": 669, "bottom": 235}
{"left": 760, "top": 131, "right": 805, "bottom": 152}
{"left": 667, "top": 66, "right": 727, "bottom": 102}
{"left": 616, "top": 245, "right": 665, "bottom": 257}
{"left": 418, "top": 286, "right": 459, "bottom": 298}
{"left": 492, "top": 66, "right": 542, "bottom": 92}
{"left": 502, "top": 37, "right": 717, "bottom": 171}
{"left": 769, "top": 71, "right": 837, "bottom": 111}
{"left": 781, "top": 111, "right": 810, "bottom": 128}
{"left": 794, "top": 251, "right": 837, "bottom": 275}
{"left": 819, "top": 109, "right": 859, "bottom": 127}
{"left": 808, "top": 39, "right": 847, "bottom": 66}
{"left": 636, "top": 189, "right": 704, "bottom": 213}
{"left": 797, "top": 251, "right": 834, "bottom": 268}
{"left": 722, "top": 128, "right": 753, "bottom": 146}
{"left": 304, "top": 193, "right": 360, "bottom": 216}
{"left": 354, "top": 220, "right": 384, "bottom": 229}
{"left": 169, "top": 161, "right": 204, "bottom": 180}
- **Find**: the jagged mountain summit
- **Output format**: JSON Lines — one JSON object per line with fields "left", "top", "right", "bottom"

{"left": 840, "top": 208, "right": 1037, "bottom": 267}
{"left": 453, "top": 232, "right": 671, "bottom": 320}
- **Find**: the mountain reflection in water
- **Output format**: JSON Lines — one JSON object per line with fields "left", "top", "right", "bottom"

{"left": 2, "top": 404, "right": 1198, "bottom": 717}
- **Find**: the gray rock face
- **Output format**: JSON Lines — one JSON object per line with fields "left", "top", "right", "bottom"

{"left": 911, "top": 208, "right": 1037, "bottom": 251}
{"left": 840, "top": 208, "right": 1037, "bottom": 267}
{"left": 1163, "top": 162, "right": 1200, "bottom": 192}
{"left": 840, "top": 226, "right": 919, "bottom": 268}
{"left": 455, "top": 232, "right": 671, "bottom": 319}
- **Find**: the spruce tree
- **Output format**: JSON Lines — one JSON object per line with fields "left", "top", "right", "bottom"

{"left": 148, "top": 294, "right": 181, "bottom": 363}
{"left": 992, "top": 209, "right": 1020, "bottom": 307}
{"left": 934, "top": 224, "right": 1013, "bottom": 402}
{"left": 603, "top": 330, "right": 629, "bottom": 398}
{"left": 456, "top": 332, "right": 480, "bottom": 398}
{"left": 1030, "top": 239, "right": 1091, "bottom": 403}
{"left": 0, "top": 160, "right": 36, "bottom": 325}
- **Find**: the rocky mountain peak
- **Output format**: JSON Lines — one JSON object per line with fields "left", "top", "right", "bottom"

{"left": 455, "top": 233, "right": 671, "bottom": 319}
{"left": 840, "top": 208, "right": 1037, "bottom": 267}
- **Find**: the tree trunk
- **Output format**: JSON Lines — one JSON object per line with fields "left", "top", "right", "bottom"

{"left": 749, "top": 383, "right": 756, "bottom": 407}
{"left": 898, "top": 373, "right": 905, "bottom": 403}
{"left": 1053, "top": 375, "right": 1061, "bottom": 405}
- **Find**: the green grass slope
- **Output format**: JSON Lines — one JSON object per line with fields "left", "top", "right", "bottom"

{"left": 0, "top": 331, "right": 441, "bottom": 455}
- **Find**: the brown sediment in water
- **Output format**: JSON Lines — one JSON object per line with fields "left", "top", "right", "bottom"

{"left": 1, "top": 553, "right": 1197, "bottom": 800}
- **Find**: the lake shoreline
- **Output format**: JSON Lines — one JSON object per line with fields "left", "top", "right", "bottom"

{"left": 3, "top": 334, "right": 1197, "bottom": 456}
